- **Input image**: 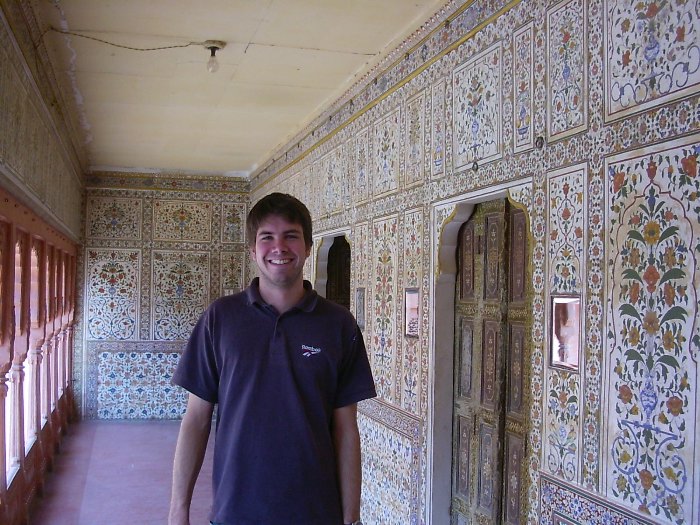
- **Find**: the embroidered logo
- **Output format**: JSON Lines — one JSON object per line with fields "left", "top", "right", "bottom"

{"left": 301, "top": 344, "right": 322, "bottom": 357}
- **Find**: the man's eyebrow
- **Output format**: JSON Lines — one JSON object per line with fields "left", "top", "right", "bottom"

{"left": 256, "top": 228, "right": 303, "bottom": 236}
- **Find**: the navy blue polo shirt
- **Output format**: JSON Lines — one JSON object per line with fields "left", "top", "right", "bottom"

{"left": 173, "top": 278, "right": 376, "bottom": 524}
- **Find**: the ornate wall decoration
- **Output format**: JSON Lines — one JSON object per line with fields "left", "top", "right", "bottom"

{"left": 355, "top": 128, "right": 371, "bottom": 203}
{"left": 401, "top": 209, "right": 423, "bottom": 414}
{"left": 453, "top": 42, "right": 502, "bottom": 170}
{"left": 605, "top": 0, "right": 700, "bottom": 121}
{"left": 96, "top": 345, "right": 187, "bottom": 419}
{"left": 359, "top": 415, "right": 417, "bottom": 524}
{"left": 86, "top": 197, "right": 142, "bottom": 240}
{"left": 431, "top": 78, "right": 446, "bottom": 179}
{"left": 545, "top": 370, "right": 580, "bottom": 482}
{"left": 85, "top": 249, "right": 140, "bottom": 341}
{"left": 405, "top": 90, "right": 426, "bottom": 188}
{"left": 546, "top": 0, "right": 587, "bottom": 140}
{"left": 373, "top": 108, "right": 401, "bottom": 198}
{"left": 548, "top": 164, "right": 586, "bottom": 294}
{"left": 220, "top": 202, "right": 246, "bottom": 244}
{"left": 153, "top": 200, "right": 212, "bottom": 241}
{"left": 513, "top": 21, "right": 535, "bottom": 153}
{"left": 372, "top": 215, "right": 399, "bottom": 402}
{"left": 221, "top": 251, "right": 245, "bottom": 296}
{"left": 606, "top": 136, "right": 699, "bottom": 523}
{"left": 540, "top": 474, "right": 657, "bottom": 525}
{"left": 152, "top": 251, "right": 210, "bottom": 340}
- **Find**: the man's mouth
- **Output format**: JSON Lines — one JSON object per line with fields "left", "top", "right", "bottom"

{"left": 269, "top": 258, "right": 292, "bottom": 265}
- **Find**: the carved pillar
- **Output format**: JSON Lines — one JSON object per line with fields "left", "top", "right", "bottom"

{"left": 40, "top": 340, "right": 51, "bottom": 427}
{"left": 0, "top": 373, "right": 8, "bottom": 495}
{"left": 10, "top": 362, "right": 25, "bottom": 471}
{"left": 27, "top": 343, "right": 43, "bottom": 445}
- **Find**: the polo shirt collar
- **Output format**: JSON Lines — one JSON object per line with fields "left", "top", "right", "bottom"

{"left": 246, "top": 277, "right": 318, "bottom": 313}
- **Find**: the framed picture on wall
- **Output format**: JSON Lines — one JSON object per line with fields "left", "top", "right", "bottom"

{"left": 405, "top": 288, "right": 419, "bottom": 337}
{"left": 355, "top": 287, "right": 365, "bottom": 330}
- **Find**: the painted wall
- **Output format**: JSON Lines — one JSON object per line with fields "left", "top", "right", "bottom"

{"left": 80, "top": 173, "right": 249, "bottom": 418}
{"left": 251, "top": 0, "right": 699, "bottom": 523}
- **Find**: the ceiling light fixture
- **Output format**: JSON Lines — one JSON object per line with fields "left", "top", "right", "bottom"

{"left": 204, "top": 40, "right": 226, "bottom": 73}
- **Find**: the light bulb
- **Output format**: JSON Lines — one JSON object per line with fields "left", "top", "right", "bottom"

{"left": 207, "top": 55, "right": 219, "bottom": 73}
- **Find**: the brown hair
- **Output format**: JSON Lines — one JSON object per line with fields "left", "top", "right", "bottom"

{"left": 246, "top": 193, "right": 313, "bottom": 248}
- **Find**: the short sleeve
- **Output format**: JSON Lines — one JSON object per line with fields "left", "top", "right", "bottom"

{"left": 172, "top": 307, "right": 220, "bottom": 403}
{"left": 334, "top": 326, "right": 376, "bottom": 408}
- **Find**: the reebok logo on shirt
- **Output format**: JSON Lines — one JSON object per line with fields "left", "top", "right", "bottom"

{"left": 301, "top": 344, "right": 322, "bottom": 357}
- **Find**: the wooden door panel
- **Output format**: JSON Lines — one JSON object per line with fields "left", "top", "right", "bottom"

{"left": 480, "top": 319, "right": 500, "bottom": 410}
{"left": 477, "top": 422, "right": 497, "bottom": 516}
{"left": 457, "top": 317, "right": 474, "bottom": 398}
{"left": 504, "top": 432, "right": 525, "bottom": 525}
{"left": 507, "top": 322, "right": 525, "bottom": 417}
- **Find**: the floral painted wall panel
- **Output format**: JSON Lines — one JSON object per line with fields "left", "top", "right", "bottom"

{"left": 548, "top": 164, "right": 587, "bottom": 294}
{"left": 405, "top": 90, "right": 426, "bottom": 188}
{"left": 355, "top": 128, "right": 371, "bottom": 203}
{"left": 221, "top": 251, "right": 245, "bottom": 296}
{"left": 605, "top": 0, "right": 700, "bottom": 121}
{"left": 153, "top": 200, "right": 212, "bottom": 242}
{"left": 152, "top": 251, "right": 210, "bottom": 341}
{"left": 85, "top": 249, "right": 140, "bottom": 341}
{"left": 606, "top": 136, "right": 700, "bottom": 523}
{"left": 373, "top": 108, "right": 401, "bottom": 197}
{"left": 546, "top": 0, "right": 587, "bottom": 140}
{"left": 372, "top": 215, "right": 399, "bottom": 403}
{"left": 86, "top": 197, "right": 142, "bottom": 240}
{"left": 513, "top": 21, "right": 535, "bottom": 154}
{"left": 453, "top": 42, "right": 502, "bottom": 170}
{"left": 95, "top": 343, "right": 188, "bottom": 419}
{"left": 220, "top": 202, "right": 246, "bottom": 244}
{"left": 359, "top": 414, "right": 416, "bottom": 525}
{"left": 400, "top": 208, "right": 423, "bottom": 415}
{"left": 431, "top": 78, "right": 446, "bottom": 179}
{"left": 544, "top": 164, "right": 587, "bottom": 485}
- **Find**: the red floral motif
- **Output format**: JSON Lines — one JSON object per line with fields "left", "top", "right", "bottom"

{"left": 645, "top": 2, "right": 660, "bottom": 18}
{"left": 663, "top": 282, "right": 675, "bottom": 307}
{"left": 681, "top": 154, "right": 697, "bottom": 178}
{"left": 643, "top": 264, "right": 660, "bottom": 292}
{"left": 630, "top": 281, "right": 640, "bottom": 304}
{"left": 667, "top": 396, "right": 683, "bottom": 416}
{"left": 613, "top": 171, "right": 625, "bottom": 193}
{"left": 676, "top": 26, "right": 686, "bottom": 43}
{"left": 646, "top": 160, "right": 657, "bottom": 180}
{"left": 639, "top": 469, "right": 654, "bottom": 490}
{"left": 618, "top": 384, "right": 633, "bottom": 403}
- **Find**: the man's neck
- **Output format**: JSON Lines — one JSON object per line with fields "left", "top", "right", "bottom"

{"left": 258, "top": 280, "right": 306, "bottom": 314}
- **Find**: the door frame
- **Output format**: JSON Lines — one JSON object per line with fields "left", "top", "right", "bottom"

{"left": 427, "top": 180, "right": 531, "bottom": 524}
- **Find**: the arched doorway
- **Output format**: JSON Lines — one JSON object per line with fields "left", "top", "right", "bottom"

{"left": 326, "top": 235, "right": 350, "bottom": 309}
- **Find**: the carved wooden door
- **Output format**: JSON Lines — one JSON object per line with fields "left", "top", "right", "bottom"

{"left": 451, "top": 199, "right": 528, "bottom": 524}
{"left": 326, "top": 235, "right": 350, "bottom": 309}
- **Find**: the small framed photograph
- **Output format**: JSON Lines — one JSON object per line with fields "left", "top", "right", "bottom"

{"left": 405, "top": 288, "right": 420, "bottom": 337}
{"left": 355, "top": 287, "right": 365, "bottom": 330}
{"left": 550, "top": 295, "right": 580, "bottom": 370}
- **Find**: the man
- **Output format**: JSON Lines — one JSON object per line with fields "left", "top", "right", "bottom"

{"left": 169, "top": 192, "right": 375, "bottom": 525}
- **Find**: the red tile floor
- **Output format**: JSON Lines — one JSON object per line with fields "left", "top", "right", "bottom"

{"left": 28, "top": 420, "right": 214, "bottom": 525}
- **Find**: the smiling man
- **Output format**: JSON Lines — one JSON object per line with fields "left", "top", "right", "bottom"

{"left": 169, "top": 193, "right": 375, "bottom": 525}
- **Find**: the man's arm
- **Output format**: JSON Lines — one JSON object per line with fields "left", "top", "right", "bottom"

{"left": 332, "top": 403, "right": 362, "bottom": 524}
{"left": 169, "top": 393, "right": 214, "bottom": 525}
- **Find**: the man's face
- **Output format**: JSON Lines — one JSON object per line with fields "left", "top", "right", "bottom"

{"left": 250, "top": 214, "right": 311, "bottom": 291}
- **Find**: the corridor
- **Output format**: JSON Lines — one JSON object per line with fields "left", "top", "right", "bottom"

{"left": 28, "top": 421, "right": 213, "bottom": 525}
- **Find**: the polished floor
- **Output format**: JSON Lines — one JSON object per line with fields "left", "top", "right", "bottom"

{"left": 28, "top": 420, "right": 214, "bottom": 525}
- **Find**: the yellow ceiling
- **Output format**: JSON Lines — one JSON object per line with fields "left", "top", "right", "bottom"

{"left": 32, "top": 0, "right": 448, "bottom": 177}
